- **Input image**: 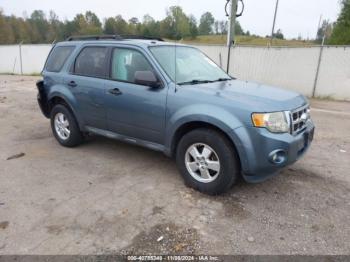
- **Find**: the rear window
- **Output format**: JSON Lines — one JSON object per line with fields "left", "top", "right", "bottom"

{"left": 45, "top": 46, "right": 75, "bottom": 72}
{"left": 74, "top": 47, "right": 109, "bottom": 78}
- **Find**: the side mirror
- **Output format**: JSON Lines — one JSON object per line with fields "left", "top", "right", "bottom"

{"left": 134, "top": 71, "right": 161, "bottom": 88}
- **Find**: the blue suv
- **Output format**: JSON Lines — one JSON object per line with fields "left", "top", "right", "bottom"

{"left": 37, "top": 35, "right": 315, "bottom": 195}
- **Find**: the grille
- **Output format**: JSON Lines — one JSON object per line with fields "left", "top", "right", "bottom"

{"left": 291, "top": 105, "right": 310, "bottom": 134}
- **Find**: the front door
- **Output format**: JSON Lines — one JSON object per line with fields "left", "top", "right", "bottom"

{"left": 105, "top": 47, "right": 167, "bottom": 144}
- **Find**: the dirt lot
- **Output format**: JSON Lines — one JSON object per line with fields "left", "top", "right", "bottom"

{"left": 0, "top": 75, "right": 349, "bottom": 255}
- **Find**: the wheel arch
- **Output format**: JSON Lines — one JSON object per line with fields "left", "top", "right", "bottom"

{"left": 48, "top": 96, "right": 70, "bottom": 111}
{"left": 169, "top": 121, "right": 242, "bottom": 170}
{"left": 47, "top": 94, "right": 84, "bottom": 129}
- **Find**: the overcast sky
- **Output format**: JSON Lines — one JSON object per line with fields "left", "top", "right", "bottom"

{"left": 0, "top": 0, "right": 341, "bottom": 39}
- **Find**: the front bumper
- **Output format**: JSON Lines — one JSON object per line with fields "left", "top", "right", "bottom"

{"left": 232, "top": 119, "right": 315, "bottom": 183}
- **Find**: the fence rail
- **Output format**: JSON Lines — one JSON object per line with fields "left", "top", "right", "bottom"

{"left": 0, "top": 44, "right": 349, "bottom": 101}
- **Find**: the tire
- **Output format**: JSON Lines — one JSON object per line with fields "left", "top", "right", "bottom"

{"left": 50, "top": 104, "right": 83, "bottom": 147}
{"left": 176, "top": 128, "right": 240, "bottom": 195}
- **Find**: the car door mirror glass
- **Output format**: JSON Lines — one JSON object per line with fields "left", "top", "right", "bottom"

{"left": 134, "top": 71, "right": 161, "bottom": 88}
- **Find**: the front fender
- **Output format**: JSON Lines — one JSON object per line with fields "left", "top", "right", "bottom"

{"left": 165, "top": 105, "right": 255, "bottom": 174}
{"left": 165, "top": 104, "right": 244, "bottom": 151}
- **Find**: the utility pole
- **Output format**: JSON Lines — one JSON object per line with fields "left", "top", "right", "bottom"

{"left": 270, "top": 0, "right": 280, "bottom": 45}
{"left": 312, "top": 34, "right": 326, "bottom": 98}
{"left": 316, "top": 14, "right": 323, "bottom": 40}
{"left": 226, "top": 0, "right": 238, "bottom": 73}
{"left": 19, "top": 41, "right": 23, "bottom": 75}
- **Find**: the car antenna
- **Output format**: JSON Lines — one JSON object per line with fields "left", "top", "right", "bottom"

{"left": 174, "top": 42, "right": 178, "bottom": 92}
{"left": 174, "top": 6, "right": 178, "bottom": 93}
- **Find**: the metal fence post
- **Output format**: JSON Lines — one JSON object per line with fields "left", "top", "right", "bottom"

{"left": 12, "top": 57, "right": 17, "bottom": 74}
{"left": 19, "top": 41, "right": 23, "bottom": 75}
{"left": 312, "top": 35, "right": 325, "bottom": 97}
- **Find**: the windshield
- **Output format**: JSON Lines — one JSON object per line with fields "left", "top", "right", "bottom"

{"left": 149, "top": 46, "right": 231, "bottom": 85}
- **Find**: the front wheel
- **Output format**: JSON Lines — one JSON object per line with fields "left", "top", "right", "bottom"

{"left": 176, "top": 128, "right": 240, "bottom": 195}
{"left": 50, "top": 104, "right": 83, "bottom": 147}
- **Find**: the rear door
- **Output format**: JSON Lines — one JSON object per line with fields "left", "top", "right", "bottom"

{"left": 41, "top": 45, "right": 76, "bottom": 116}
{"left": 104, "top": 46, "right": 167, "bottom": 144}
{"left": 65, "top": 46, "right": 109, "bottom": 129}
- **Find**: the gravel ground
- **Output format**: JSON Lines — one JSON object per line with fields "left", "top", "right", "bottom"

{"left": 0, "top": 75, "right": 349, "bottom": 255}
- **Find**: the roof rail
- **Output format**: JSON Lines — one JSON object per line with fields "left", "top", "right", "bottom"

{"left": 66, "top": 35, "right": 123, "bottom": 41}
{"left": 121, "top": 35, "right": 164, "bottom": 42}
{"left": 66, "top": 34, "right": 164, "bottom": 42}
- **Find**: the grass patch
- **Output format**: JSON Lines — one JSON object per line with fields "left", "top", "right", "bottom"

{"left": 0, "top": 73, "right": 41, "bottom": 76}
{"left": 176, "top": 35, "right": 315, "bottom": 47}
{"left": 0, "top": 72, "right": 15, "bottom": 75}
{"left": 312, "top": 95, "right": 337, "bottom": 101}
{"left": 27, "top": 73, "right": 42, "bottom": 76}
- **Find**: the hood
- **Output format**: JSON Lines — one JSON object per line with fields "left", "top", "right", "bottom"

{"left": 183, "top": 79, "right": 308, "bottom": 112}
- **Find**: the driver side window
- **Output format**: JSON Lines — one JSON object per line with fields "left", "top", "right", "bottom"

{"left": 111, "top": 48, "right": 154, "bottom": 84}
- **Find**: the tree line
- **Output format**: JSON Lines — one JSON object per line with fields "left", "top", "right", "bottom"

{"left": 306, "top": 0, "right": 350, "bottom": 45}
{"left": 327, "top": 0, "right": 350, "bottom": 45}
{"left": 1, "top": 0, "right": 349, "bottom": 45}
{"left": 0, "top": 6, "right": 246, "bottom": 44}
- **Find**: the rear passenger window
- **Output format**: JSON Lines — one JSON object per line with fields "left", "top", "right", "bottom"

{"left": 45, "top": 46, "right": 74, "bottom": 72}
{"left": 74, "top": 47, "right": 108, "bottom": 78}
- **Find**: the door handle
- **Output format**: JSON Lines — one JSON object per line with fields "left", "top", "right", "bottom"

{"left": 108, "top": 88, "right": 122, "bottom": 96}
{"left": 67, "top": 81, "right": 77, "bottom": 88}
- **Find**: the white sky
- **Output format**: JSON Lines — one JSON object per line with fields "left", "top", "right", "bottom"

{"left": 0, "top": 0, "right": 341, "bottom": 39}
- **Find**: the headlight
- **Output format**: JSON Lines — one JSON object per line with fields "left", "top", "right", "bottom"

{"left": 252, "top": 112, "right": 290, "bottom": 133}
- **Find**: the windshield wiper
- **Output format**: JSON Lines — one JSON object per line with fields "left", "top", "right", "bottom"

{"left": 177, "top": 79, "right": 214, "bottom": 86}
{"left": 212, "top": 78, "right": 232, "bottom": 82}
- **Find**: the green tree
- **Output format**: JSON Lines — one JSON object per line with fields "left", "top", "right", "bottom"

{"left": 47, "top": 10, "right": 63, "bottom": 42}
{"left": 8, "top": 16, "right": 30, "bottom": 43}
{"left": 128, "top": 17, "right": 140, "bottom": 35}
{"left": 188, "top": 15, "right": 198, "bottom": 39}
{"left": 141, "top": 15, "right": 160, "bottom": 37}
{"left": 104, "top": 15, "right": 128, "bottom": 35}
{"left": 104, "top": 17, "right": 117, "bottom": 34}
{"left": 129, "top": 17, "right": 139, "bottom": 25}
{"left": 160, "top": 6, "right": 190, "bottom": 40}
{"left": 72, "top": 14, "right": 88, "bottom": 35}
{"left": 219, "top": 20, "right": 227, "bottom": 34}
{"left": 316, "top": 19, "right": 333, "bottom": 43}
{"left": 85, "top": 11, "right": 102, "bottom": 28}
{"left": 329, "top": 0, "right": 350, "bottom": 44}
{"left": 214, "top": 20, "right": 219, "bottom": 34}
{"left": 73, "top": 11, "right": 102, "bottom": 35}
{"left": 215, "top": 19, "right": 243, "bottom": 35}
{"left": 235, "top": 21, "right": 244, "bottom": 35}
{"left": 160, "top": 15, "right": 174, "bottom": 39}
{"left": 273, "top": 29, "right": 284, "bottom": 39}
{"left": 61, "top": 20, "right": 79, "bottom": 39}
{"left": 28, "top": 10, "right": 50, "bottom": 43}
{"left": 199, "top": 12, "right": 215, "bottom": 35}
{"left": 114, "top": 15, "right": 128, "bottom": 35}
{"left": 0, "top": 6, "right": 247, "bottom": 44}
{"left": 103, "top": 17, "right": 115, "bottom": 35}
{"left": 0, "top": 10, "right": 15, "bottom": 44}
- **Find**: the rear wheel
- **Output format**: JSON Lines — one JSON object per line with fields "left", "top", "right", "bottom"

{"left": 50, "top": 104, "right": 83, "bottom": 147}
{"left": 176, "top": 128, "right": 240, "bottom": 195}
